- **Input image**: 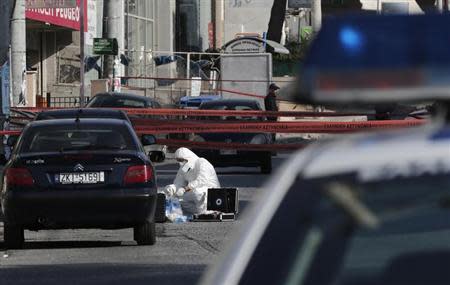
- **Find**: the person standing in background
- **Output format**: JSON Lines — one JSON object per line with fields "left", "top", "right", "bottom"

{"left": 265, "top": 83, "right": 280, "bottom": 143}
{"left": 265, "top": 83, "right": 280, "bottom": 121}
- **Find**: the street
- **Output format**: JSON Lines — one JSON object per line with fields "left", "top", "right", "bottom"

{"left": 0, "top": 154, "right": 290, "bottom": 285}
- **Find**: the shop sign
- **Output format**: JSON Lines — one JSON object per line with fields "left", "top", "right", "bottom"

{"left": 93, "top": 38, "right": 119, "bottom": 56}
{"left": 224, "top": 38, "right": 265, "bottom": 54}
{"left": 26, "top": 0, "right": 87, "bottom": 31}
{"left": 26, "top": 0, "right": 77, "bottom": 8}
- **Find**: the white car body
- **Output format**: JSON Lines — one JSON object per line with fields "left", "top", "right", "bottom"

{"left": 200, "top": 120, "right": 450, "bottom": 285}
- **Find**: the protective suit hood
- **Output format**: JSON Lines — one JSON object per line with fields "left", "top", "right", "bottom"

{"left": 175, "top": 147, "right": 199, "bottom": 164}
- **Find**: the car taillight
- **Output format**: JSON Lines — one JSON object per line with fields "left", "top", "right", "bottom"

{"left": 5, "top": 168, "right": 34, "bottom": 186}
{"left": 124, "top": 165, "right": 153, "bottom": 185}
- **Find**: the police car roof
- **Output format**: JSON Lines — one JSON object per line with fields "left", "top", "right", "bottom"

{"left": 301, "top": 123, "right": 450, "bottom": 181}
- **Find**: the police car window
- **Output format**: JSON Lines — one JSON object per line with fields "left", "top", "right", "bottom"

{"left": 21, "top": 125, "right": 137, "bottom": 153}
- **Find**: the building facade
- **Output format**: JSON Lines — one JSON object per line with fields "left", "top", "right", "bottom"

{"left": 24, "top": 0, "right": 175, "bottom": 107}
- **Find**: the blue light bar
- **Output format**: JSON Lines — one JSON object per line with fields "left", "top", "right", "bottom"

{"left": 298, "top": 14, "right": 450, "bottom": 104}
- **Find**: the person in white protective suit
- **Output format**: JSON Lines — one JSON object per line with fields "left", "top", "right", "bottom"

{"left": 164, "top": 147, "right": 220, "bottom": 215}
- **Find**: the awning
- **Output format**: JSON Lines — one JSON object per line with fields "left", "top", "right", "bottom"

{"left": 265, "top": 39, "right": 290, "bottom": 55}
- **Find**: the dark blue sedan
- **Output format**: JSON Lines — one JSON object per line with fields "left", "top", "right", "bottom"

{"left": 1, "top": 118, "right": 158, "bottom": 248}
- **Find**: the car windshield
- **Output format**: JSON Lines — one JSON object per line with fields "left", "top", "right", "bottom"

{"left": 19, "top": 124, "right": 137, "bottom": 153}
{"left": 87, "top": 95, "right": 146, "bottom": 108}
{"left": 200, "top": 103, "right": 260, "bottom": 120}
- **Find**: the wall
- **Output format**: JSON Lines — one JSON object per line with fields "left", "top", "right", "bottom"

{"left": 224, "top": 0, "right": 274, "bottom": 44}
{"left": 360, "top": 0, "right": 424, "bottom": 13}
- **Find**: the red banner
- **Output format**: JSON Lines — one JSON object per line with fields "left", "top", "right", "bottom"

{"left": 26, "top": 0, "right": 87, "bottom": 31}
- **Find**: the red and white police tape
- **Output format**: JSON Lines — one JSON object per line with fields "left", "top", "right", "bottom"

{"left": 5, "top": 107, "right": 426, "bottom": 151}
{"left": 11, "top": 107, "right": 381, "bottom": 118}
{"left": 133, "top": 120, "right": 423, "bottom": 134}
{"left": 156, "top": 139, "right": 307, "bottom": 151}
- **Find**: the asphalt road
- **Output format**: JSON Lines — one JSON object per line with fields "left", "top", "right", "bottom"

{"left": 0, "top": 154, "right": 290, "bottom": 285}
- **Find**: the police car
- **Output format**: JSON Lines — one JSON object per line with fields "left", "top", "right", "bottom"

{"left": 200, "top": 14, "right": 450, "bottom": 285}
{"left": 201, "top": 122, "right": 450, "bottom": 285}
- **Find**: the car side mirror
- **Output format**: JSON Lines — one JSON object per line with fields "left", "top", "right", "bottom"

{"left": 7, "top": 135, "right": 18, "bottom": 148}
{"left": 148, "top": 151, "right": 164, "bottom": 163}
{"left": 141, "top": 134, "right": 156, "bottom": 146}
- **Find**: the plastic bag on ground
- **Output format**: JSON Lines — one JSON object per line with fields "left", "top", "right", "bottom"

{"left": 165, "top": 197, "right": 189, "bottom": 223}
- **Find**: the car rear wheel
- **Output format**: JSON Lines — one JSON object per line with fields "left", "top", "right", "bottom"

{"left": 4, "top": 223, "right": 24, "bottom": 249}
{"left": 260, "top": 155, "right": 272, "bottom": 174}
{"left": 134, "top": 221, "right": 156, "bottom": 245}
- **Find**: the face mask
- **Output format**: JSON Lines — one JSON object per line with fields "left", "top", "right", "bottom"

{"left": 181, "top": 161, "right": 192, "bottom": 173}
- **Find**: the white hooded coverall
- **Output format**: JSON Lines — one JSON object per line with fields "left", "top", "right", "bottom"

{"left": 164, "top": 148, "right": 220, "bottom": 215}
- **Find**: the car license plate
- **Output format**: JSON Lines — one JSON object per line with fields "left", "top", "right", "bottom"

{"left": 219, "top": 149, "right": 237, "bottom": 155}
{"left": 57, "top": 172, "right": 105, "bottom": 184}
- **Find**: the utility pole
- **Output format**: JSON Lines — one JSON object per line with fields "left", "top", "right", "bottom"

{"left": 214, "top": 0, "right": 225, "bottom": 49}
{"left": 103, "top": 0, "right": 121, "bottom": 90}
{"left": 80, "top": 0, "right": 85, "bottom": 107}
{"left": 11, "top": 0, "right": 26, "bottom": 107}
{"left": 311, "top": 0, "right": 322, "bottom": 35}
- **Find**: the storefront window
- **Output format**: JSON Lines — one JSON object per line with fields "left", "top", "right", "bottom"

{"left": 125, "top": 0, "right": 154, "bottom": 52}
{"left": 125, "top": 0, "right": 155, "bottom": 86}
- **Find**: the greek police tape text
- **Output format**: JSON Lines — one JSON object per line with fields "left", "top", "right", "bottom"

{"left": 11, "top": 107, "right": 378, "bottom": 118}
{"left": 134, "top": 120, "right": 424, "bottom": 134}
{"left": 156, "top": 139, "right": 307, "bottom": 151}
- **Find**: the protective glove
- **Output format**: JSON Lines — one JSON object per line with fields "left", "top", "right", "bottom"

{"left": 175, "top": 187, "right": 186, "bottom": 197}
{"left": 164, "top": 184, "right": 177, "bottom": 197}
